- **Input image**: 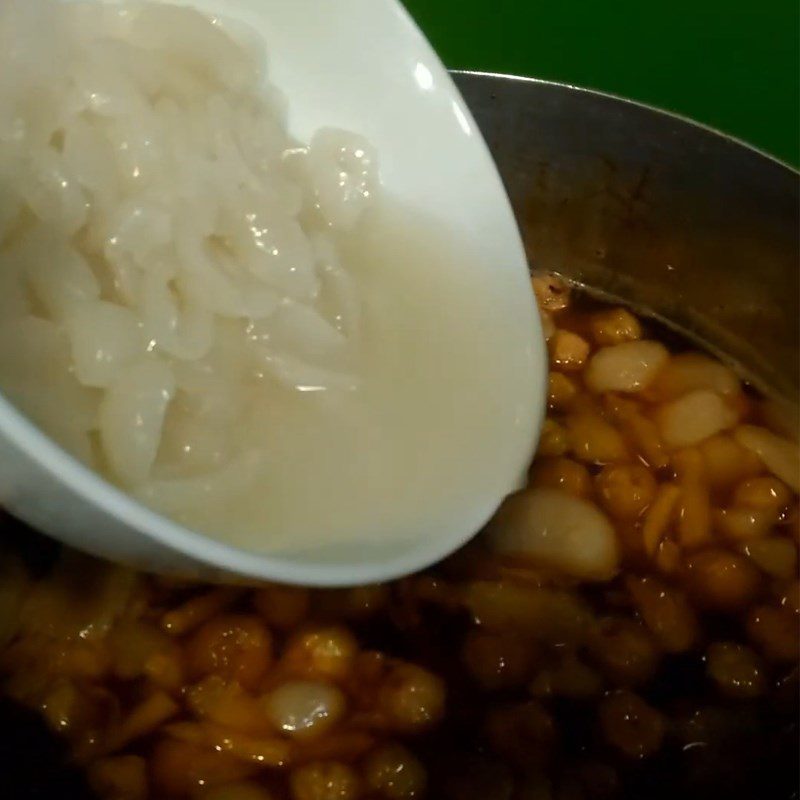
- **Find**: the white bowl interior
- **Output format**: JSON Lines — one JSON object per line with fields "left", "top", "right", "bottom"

{"left": 0, "top": 0, "right": 545, "bottom": 585}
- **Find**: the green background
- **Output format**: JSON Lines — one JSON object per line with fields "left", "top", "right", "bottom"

{"left": 403, "top": 0, "right": 800, "bottom": 167}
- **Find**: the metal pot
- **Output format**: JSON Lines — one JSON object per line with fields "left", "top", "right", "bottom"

{"left": 1, "top": 72, "right": 798, "bottom": 798}
{"left": 454, "top": 72, "right": 799, "bottom": 402}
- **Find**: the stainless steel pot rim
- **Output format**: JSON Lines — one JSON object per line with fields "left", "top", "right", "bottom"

{"left": 452, "top": 70, "right": 799, "bottom": 176}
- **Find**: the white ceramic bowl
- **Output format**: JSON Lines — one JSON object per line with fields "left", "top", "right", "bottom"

{"left": 0, "top": 0, "right": 545, "bottom": 585}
